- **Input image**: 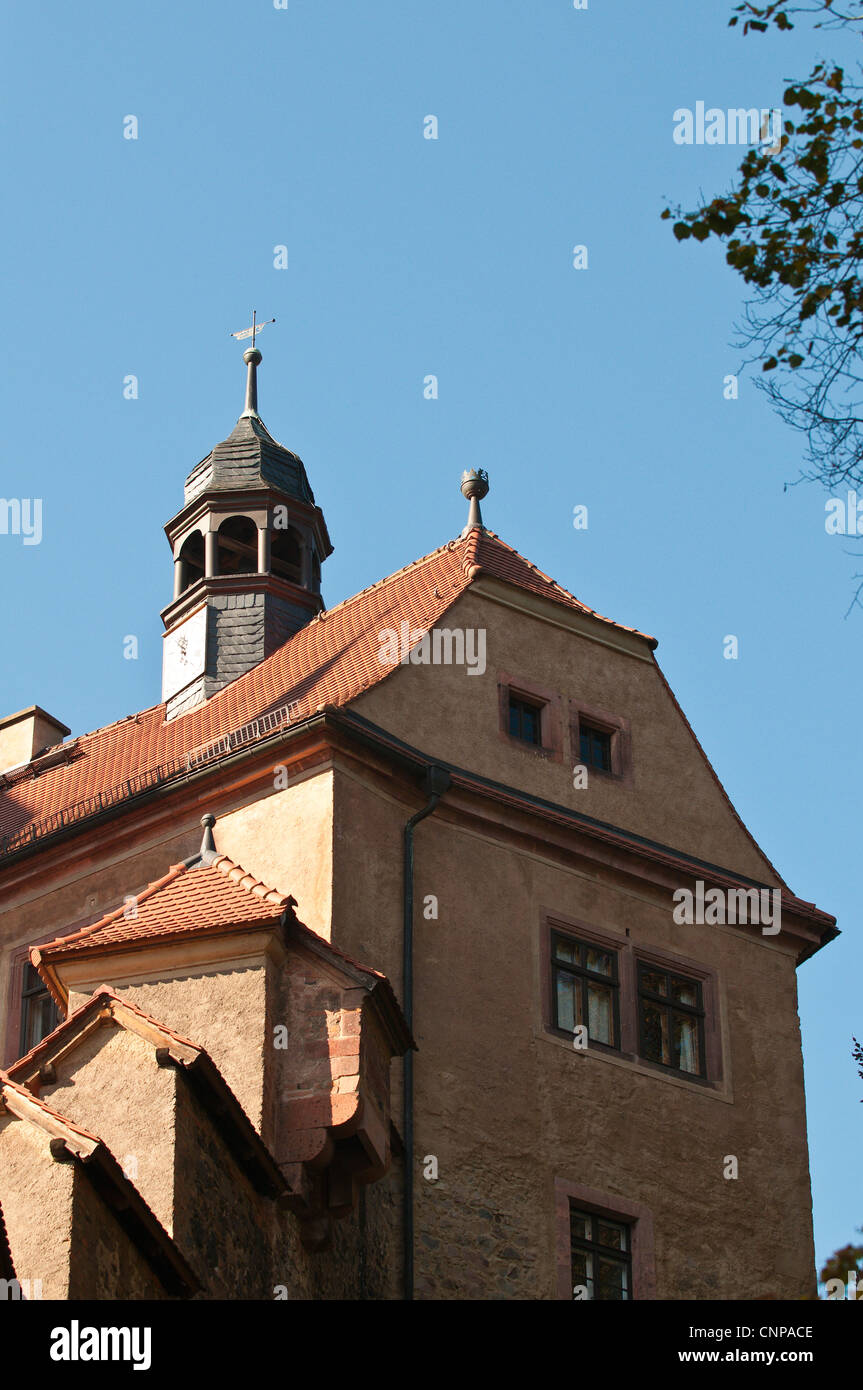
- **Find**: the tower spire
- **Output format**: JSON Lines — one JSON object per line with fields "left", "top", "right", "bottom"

{"left": 230, "top": 311, "right": 276, "bottom": 421}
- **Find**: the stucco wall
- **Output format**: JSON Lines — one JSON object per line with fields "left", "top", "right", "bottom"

{"left": 0, "top": 1118, "right": 73, "bottom": 1299}
{"left": 329, "top": 764, "right": 815, "bottom": 1300}
{"left": 110, "top": 966, "right": 269, "bottom": 1132}
{"left": 39, "top": 1025, "right": 177, "bottom": 1238}
{"left": 353, "top": 586, "right": 783, "bottom": 886}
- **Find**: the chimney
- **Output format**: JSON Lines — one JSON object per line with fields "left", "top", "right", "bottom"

{"left": 0, "top": 707, "right": 71, "bottom": 775}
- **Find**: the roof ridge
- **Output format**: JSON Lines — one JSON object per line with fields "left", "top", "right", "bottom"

{"left": 210, "top": 853, "right": 291, "bottom": 905}
{"left": 471, "top": 529, "right": 656, "bottom": 643}
{"left": 304, "top": 534, "right": 467, "bottom": 629}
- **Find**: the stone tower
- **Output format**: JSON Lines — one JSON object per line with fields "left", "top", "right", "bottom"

{"left": 159, "top": 336, "right": 332, "bottom": 719}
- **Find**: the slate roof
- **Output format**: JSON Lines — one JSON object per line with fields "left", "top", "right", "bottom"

{"left": 183, "top": 414, "right": 318, "bottom": 508}
{"left": 0, "top": 526, "right": 652, "bottom": 850}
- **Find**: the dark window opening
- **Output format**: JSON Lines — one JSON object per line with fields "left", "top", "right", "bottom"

{"left": 217, "top": 516, "right": 258, "bottom": 576}
{"left": 552, "top": 932, "right": 619, "bottom": 1048}
{"left": 271, "top": 526, "right": 303, "bottom": 584}
{"left": 508, "top": 695, "right": 543, "bottom": 745}
{"left": 637, "top": 963, "right": 705, "bottom": 1077}
{"left": 570, "top": 1206, "right": 632, "bottom": 1300}
{"left": 20, "top": 963, "right": 60, "bottom": 1055}
{"left": 178, "top": 530, "right": 204, "bottom": 593}
{"left": 579, "top": 722, "right": 612, "bottom": 772}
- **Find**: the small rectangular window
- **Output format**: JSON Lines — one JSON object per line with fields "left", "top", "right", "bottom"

{"left": 570, "top": 1205, "right": 632, "bottom": 1300}
{"left": 637, "top": 963, "right": 705, "bottom": 1077}
{"left": 20, "top": 963, "right": 59, "bottom": 1055}
{"left": 579, "top": 722, "right": 612, "bottom": 772}
{"left": 552, "top": 932, "right": 619, "bottom": 1048}
{"left": 508, "top": 694, "right": 543, "bottom": 746}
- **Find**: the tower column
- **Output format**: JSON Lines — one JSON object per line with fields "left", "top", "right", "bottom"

{"left": 205, "top": 530, "right": 217, "bottom": 578}
{"left": 258, "top": 525, "right": 270, "bottom": 575}
{"left": 173, "top": 556, "right": 186, "bottom": 600}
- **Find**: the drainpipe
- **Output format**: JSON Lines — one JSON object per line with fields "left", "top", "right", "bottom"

{"left": 403, "top": 763, "right": 451, "bottom": 1301}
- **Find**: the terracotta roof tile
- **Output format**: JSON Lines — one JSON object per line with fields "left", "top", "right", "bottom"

{"left": 0, "top": 529, "right": 653, "bottom": 848}
{"left": 34, "top": 854, "right": 288, "bottom": 963}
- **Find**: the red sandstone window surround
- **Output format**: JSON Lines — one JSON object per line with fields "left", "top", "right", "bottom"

{"left": 569, "top": 698, "right": 633, "bottom": 786}
{"left": 554, "top": 1178, "right": 656, "bottom": 1300}
{"left": 540, "top": 913, "right": 723, "bottom": 1088}
{"left": 497, "top": 672, "right": 563, "bottom": 762}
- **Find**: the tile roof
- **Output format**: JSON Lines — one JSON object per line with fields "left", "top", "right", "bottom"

{"left": 0, "top": 528, "right": 652, "bottom": 851}
{"left": 33, "top": 854, "right": 289, "bottom": 967}
{"left": 29, "top": 855, "right": 412, "bottom": 1054}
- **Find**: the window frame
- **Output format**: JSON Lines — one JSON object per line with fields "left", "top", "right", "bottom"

{"left": 508, "top": 693, "right": 543, "bottom": 746}
{"left": 497, "top": 673, "right": 563, "bottom": 762}
{"left": 636, "top": 961, "right": 707, "bottom": 1080}
{"left": 550, "top": 929, "right": 621, "bottom": 1052}
{"left": 578, "top": 720, "right": 612, "bottom": 773}
{"left": 18, "top": 961, "right": 60, "bottom": 1057}
{"left": 569, "top": 1204, "right": 633, "bottom": 1301}
{"left": 569, "top": 699, "right": 633, "bottom": 786}
{"left": 555, "top": 1178, "right": 656, "bottom": 1301}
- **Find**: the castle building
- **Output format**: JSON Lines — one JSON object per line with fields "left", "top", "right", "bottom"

{"left": 0, "top": 343, "right": 837, "bottom": 1300}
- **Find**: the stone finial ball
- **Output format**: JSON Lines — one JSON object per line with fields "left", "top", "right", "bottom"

{"left": 460, "top": 468, "right": 490, "bottom": 502}
{"left": 243, "top": 347, "right": 263, "bottom": 366}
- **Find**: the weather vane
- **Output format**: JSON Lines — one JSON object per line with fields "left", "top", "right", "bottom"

{"left": 230, "top": 309, "right": 276, "bottom": 351}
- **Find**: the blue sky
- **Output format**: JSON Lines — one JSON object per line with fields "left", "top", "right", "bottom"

{"left": 2, "top": 1, "right": 860, "bottom": 1279}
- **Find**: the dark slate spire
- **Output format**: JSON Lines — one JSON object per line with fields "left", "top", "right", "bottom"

{"left": 183, "top": 413, "right": 320, "bottom": 509}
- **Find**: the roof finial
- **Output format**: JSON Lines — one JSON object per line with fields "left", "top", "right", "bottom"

{"left": 230, "top": 310, "right": 276, "bottom": 420}
{"left": 200, "top": 812, "right": 217, "bottom": 857}
{"left": 460, "top": 469, "right": 489, "bottom": 535}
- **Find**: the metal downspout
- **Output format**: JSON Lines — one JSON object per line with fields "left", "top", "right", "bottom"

{"left": 402, "top": 764, "right": 451, "bottom": 1300}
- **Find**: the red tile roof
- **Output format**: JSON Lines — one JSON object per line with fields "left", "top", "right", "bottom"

{"left": 34, "top": 854, "right": 289, "bottom": 968}
{"left": 29, "top": 856, "right": 412, "bottom": 1053}
{"left": 0, "top": 529, "right": 654, "bottom": 851}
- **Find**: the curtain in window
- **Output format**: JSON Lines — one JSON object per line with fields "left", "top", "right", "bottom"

{"left": 675, "top": 1014, "right": 698, "bottom": 1073}
{"left": 587, "top": 984, "right": 612, "bottom": 1045}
